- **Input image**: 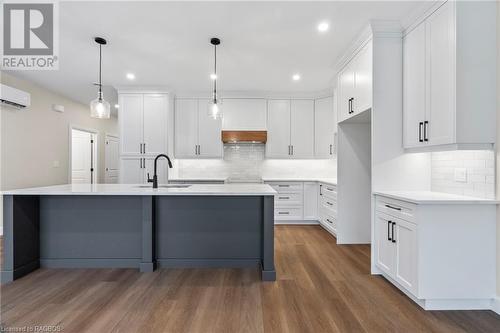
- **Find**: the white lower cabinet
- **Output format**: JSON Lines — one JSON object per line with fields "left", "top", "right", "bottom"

{"left": 374, "top": 195, "right": 496, "bottom": 310}
{"left": 303, "top": 182, "right": 318, "bottom": 220}
{"left": 120, "top": 157, "right": 168, "bottom": 184}
{"left": 318, "top": 183, "right": 337, "bottom": 236}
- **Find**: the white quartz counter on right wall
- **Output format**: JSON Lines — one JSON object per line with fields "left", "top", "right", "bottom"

{"left": 431, "top": 150, "right": 495, "bottom": 199}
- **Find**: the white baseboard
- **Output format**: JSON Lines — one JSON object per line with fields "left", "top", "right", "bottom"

{"left": 492, "top": 297, "right": 500, "bottom": 315}
{"left": 274, "top": 220, "right": 319, "bottom": 225}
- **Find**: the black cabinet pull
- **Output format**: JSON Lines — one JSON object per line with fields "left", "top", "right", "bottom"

{"left": 387, "top": 220, "right": 391, "bottom": 241}
{"left": 319, "top": 184, "right": 323, "bottom": 196}
{"left": 424, "top": 121, "right": 429, "bottom": 142}
{"left": 348, "top": 98, "right": 354, "bottom": 114}
{"left": 385, "top": 204, "right": 401, "bottom": 211}
{"left": 391, "top": 222, "right": 396, "bottom": 243}
{"left": 419, "top": 122, "right": 423, "bottom": 142}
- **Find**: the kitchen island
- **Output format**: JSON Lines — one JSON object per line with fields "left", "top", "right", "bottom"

{"left": 2, "top": 184, "right": 277, "bottom": 283}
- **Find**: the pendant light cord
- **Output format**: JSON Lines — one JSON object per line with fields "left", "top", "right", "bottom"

{"left": 213, "top": 43, "right": 217, "bottom": 102}
{"left": 98, "top": 44, "right": 102, "bottom": 98}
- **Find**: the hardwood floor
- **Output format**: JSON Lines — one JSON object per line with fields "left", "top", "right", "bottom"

{"left": 1, "top": 226, "right": 499, "bottom": 332}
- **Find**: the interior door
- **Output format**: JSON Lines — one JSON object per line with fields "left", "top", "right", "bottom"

{"left": 266, "top": 100, "right": 291, "bottom": 158}
{"left": 375, "top": 212, "right": 396, "bottom": 276}
{"left": 426, "top": 1, "right": 455, "bottom": 146}
{"left": 290, "top": 100, "right": 314, "bottom": 158}
{"left": 105, "top": 135, "right": 120, "bottom": 183}
{"left": 314, "top": 96, "right": 335, "bottom": 158}
{"left": 395, "top": 219, "right": 418, "bottom": 295}
{"left": 120, "top": 94, "right": 143, "bottom": 155}
{"left": 71, "top": 129, "right": 93, "bottom": 184}
{"left": 353, "top": 40, "right": 372, "bottom": 113}
{"left": 143, "top": 94, "right": 167, "bottom": 155}
{"left": 174, "top": 99, "right": 199, "bottom": 158}
{"left": 403, "top": 23, "right": 427, "bottom": 148}
{"left": 198, "top": 99, "right": 222, "bottom": 158}
{"left": 120, "top": 158, "right": 144, "bottom": 184}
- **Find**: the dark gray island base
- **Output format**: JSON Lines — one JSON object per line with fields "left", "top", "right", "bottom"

{"left": 2, "top": 188, "right": 276, "bottom": 283}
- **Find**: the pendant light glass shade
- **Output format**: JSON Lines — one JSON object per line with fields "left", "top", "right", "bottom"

{"left": 90, "top": 91, "right": 111, "bottom": 118}
{"left": 207, "top": 37, "right": 222, "bottom": 119}
{"left": 90, "top": 37, "right": 110, "bottom": 119}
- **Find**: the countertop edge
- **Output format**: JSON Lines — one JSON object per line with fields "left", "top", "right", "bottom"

{"left": 373, "top": 191, "right": 499, "bottom": 205}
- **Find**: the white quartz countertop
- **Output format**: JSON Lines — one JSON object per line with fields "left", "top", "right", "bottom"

{"left": 262, "top": 177, "right": 337, "bottom": 185}
{"left": 373, "top": 191, "right": 499, "bottom": 205}
{"left": 2, "top": 184, "right": 277, "bottom": 196}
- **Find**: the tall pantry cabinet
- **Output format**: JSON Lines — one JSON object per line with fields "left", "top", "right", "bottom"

{"left": 119, "top": 92, "right": 170, "bottom": 184}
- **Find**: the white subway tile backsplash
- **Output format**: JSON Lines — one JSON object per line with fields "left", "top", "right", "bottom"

{"left": 431, "top": 150, "right": 495, "bottom": 199}
{"left": 171, "top": 143, "right": 337, "bottom": 180}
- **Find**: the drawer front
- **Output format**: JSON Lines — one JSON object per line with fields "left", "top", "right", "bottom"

{"left": 274, "top": 207, "right": 303, "bottom": 220}
{"left": 375, "top": 196, "right": 415, "bottom": 223}
{"left": 320, "top": 196, "right": 337, "bottom": 216}
{"left": 275, "top": 192, "right": 303, "bottom": 207}
{"left": 320, "top": 212, "right": 337, "bottom": 234}
{"left": 267, "top": 182, "right": 303, "bottom": 193}
{"left": 320, "top": 183, "right": 337, "bottom": 200}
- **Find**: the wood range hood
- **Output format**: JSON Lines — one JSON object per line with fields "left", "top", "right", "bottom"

{"left": 221, "top": 130, "right": 267, "bottom": 144}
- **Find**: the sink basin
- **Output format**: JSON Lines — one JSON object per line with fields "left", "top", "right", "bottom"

{"left": 134, "top": 184, "right": 191, "bottom": 189}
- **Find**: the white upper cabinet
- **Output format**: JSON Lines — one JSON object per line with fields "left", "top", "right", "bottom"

{"left": 403, "top": 23, "right": 426, "bottom": 148}
{"left": 120, "top": 94, "right": 143, "bottom": 155}
{"left": 337, "top": 40, "right": 373, "bottom": 123}
{"left": 222, "top": 99, "right": 267, "bottom": 130}
{"left": 290, "top": 100, "right": 314, "bottom": 158}
{"left": 266, "top": 99, "right": 314, "bottom": 159}
{"left": 314, "top": 96, "right": 336, "bottom": 158}
{"left": 119, "top": 93, "right": 168, "bottom": 156}
{"left": 403, "top": 1, "right": 496, "bottom": 149}
{"left": 266, "top": 100, "right": 291, "bottom": 158}
{"left": 143, "top": 95, "right": 168, "bottom": 155}
{"left": 174, "top": 98, "right": 222, "bottom": 158}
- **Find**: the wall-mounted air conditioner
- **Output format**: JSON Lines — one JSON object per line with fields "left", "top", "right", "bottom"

{"left": 0, "top": 84, "right": 31, "bottom": 108}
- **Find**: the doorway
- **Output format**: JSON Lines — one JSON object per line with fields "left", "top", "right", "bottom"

{"left": 71, "top": 128, "right": 97, "bottom": 184}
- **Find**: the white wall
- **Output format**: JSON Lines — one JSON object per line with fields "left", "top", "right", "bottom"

{"left": 0, "top": 73, "right": 118, "bottom": 233}
{"left": 496, "top": 0, "right": 500, "bottom": 300}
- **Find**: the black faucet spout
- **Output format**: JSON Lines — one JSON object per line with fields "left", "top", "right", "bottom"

{"left": 147, "top": 154, "right": 173, "bottom": 189}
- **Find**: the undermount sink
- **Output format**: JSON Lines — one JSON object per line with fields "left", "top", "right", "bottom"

{"left": 134, "top": 184, "right": 191, "bottom": 189}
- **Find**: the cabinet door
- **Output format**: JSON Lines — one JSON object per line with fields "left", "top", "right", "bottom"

{"left": 426, "top": 1, "right": 455, "bottom": 146}
{"left": 198, "top": 100, "right": 222, "bottom": 158}
{"left": 174, "top": 99, "right": 199, "bottom": 158}
{"left": 394, "top": 219, "right": 418, "bottom": 295}
{"left": 314, "top": 97, "right": 335, "bottom": 158}
{"left": 120, "top": 94, "right": 143, "bottom": 155}
{"left": 290, "top": 100, "right": 314, "bottom": 158}
{"left": 403, "top": 23, "right": 427, "bottom": 148}
{"left": 337, "top": 63, "right": 355, "bottom": 123}
{"left": 120, "top": 158, "right": 144, "bottom": 184}
{"left": 303, "top": 182, "right": 318, "bottom": 220}
{"left": 353, "top": 40, "right": 372, "bottom": 113}
{"left": 143, "top": 94, "right": 167, "bottom": 155}
{"left": 222, "top": 99, "right": 267, "bottom": 130}
{"left": 375, "top": 213, "right": 396, "bottom": 276}
{"left": 144, "top": 158, "right": 168, "bottom": 185}
{"left": 266, "top": 100, "right": 291, "bottom": 158}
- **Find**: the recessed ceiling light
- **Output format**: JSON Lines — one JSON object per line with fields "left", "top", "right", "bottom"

{"left": 114, "top": 104, "right": 119, "bottom": 109}
{"left": 126, "top": 73, "right": 135, "bottom": 80}
{"left": 317, "top": 21, "right": 329, "bottom": 33}
{"left": 292, "top": 73, "right": 301, "bottom": 81}
{"left": 210, "top": 73, "right": 217, "bottom": 80}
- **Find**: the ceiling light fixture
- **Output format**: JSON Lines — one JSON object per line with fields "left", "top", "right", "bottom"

{"left": 90, "top": 37, "right": 110, "bottom": 119}
{"left": 208, "top": 37, "right": 222, "bottom": 119}
{"left": 126, "top": 73, "right": 135, "bottom": 80}
{"left": 292, "top": 73, "right": 301, "bottom": 81}
{"left": 114, "top": 104, "right": 119, "bottom": 109}
{"left": 317, "top": 22, "right": 329, "bottom": 33}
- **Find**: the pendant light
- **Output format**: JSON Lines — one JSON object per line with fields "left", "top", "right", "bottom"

{"left": 90, "top": 37, "right": 110, "bottom": 119}
{"left": 208, "top": 37, "right": 222, "bottom": 119}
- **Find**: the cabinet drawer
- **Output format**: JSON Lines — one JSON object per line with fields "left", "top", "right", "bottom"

{"left": 375, "top": 196, "right": 415, "bottom": 223}
{"left": 320, "top": 212, "right": 337, "bottom": 234}
{"left": 274, "top": 207, "right": 303, "bottom": 220}
{"left": 320, "top": 183, "right": 337, "bottom": 200}
{"left": 267, "top": 182, "right": 303, "bottom": 193}
{"left": 320, "top": 196, "right": 337, "bottom": 215}
{"left": 275, "top": 192, "right": 303, "bottom": 207}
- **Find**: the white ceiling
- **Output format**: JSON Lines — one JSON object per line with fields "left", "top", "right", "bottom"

{"left": 6, "top": 1, "right": 427, "bottom": 110}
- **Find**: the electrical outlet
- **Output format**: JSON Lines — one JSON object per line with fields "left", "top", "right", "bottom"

{"left": 454, "top": 168, "right": 467, "bottom": 182}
